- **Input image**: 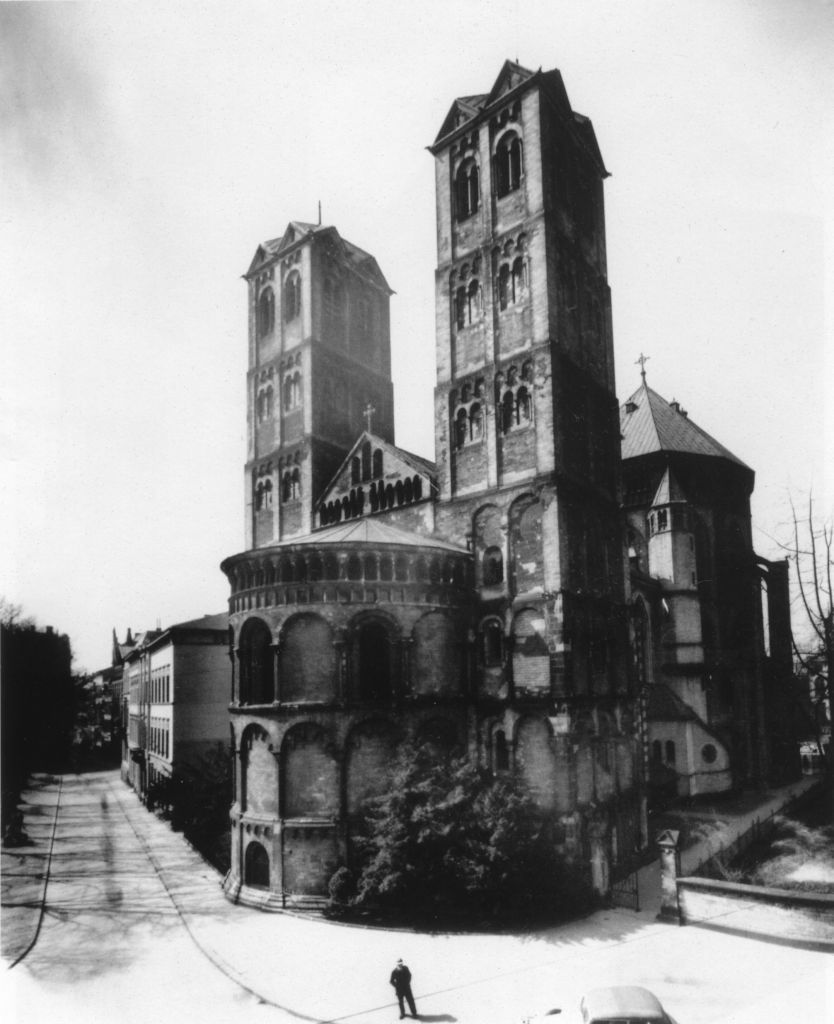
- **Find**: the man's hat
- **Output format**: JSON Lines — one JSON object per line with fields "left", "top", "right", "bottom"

{"left": 397, "top": 959, "right": 403, "bottom": 964}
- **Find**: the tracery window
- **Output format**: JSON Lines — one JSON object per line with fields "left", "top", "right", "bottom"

{"left": 495, "top": 364, "right": 533, "bottom": 434}
{"left": 452, "top": 261, "right": 482, "bottom": 331}
{"left": 450, "top": 377, "right": 486, "bottom": 449}
{"left": 282, "top": 371, "right": 301, "bottom": 412}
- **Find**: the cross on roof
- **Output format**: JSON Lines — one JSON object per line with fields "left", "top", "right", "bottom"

{"left": 636, "top": 352, "right": 650, "bottom": 382}
{"left": 363, "top": 402, "right": 376, "bottom": 433}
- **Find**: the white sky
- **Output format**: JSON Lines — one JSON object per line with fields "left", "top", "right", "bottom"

{"left": 1, "top": 0, "right": 831, "bottom": 672}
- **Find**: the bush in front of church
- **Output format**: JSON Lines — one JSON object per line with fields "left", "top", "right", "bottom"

{"left": 339, "top": 742, "right": 590, "bottom": 926}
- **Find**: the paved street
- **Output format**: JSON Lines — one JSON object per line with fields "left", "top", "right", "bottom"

{"left": 2, "top": 772, "right": 831, "bottom": 1024}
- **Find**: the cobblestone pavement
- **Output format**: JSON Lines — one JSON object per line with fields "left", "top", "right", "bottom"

{"left": 2, "top": 772, "right": 831, "bottom": 1024}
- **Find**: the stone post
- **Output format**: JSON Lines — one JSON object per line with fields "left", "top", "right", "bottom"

{"left": 656, "top": 828, "right": 681, "bottom": 922}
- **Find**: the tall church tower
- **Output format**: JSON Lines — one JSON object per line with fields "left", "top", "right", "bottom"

{"left": 431, "top": 62, "right": 629, "bottom": 707}
{"left": 243, "top": 222, "right": 394, "bottom": 546}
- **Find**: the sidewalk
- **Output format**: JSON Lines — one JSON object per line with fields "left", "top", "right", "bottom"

{"left": 635, "top": 775, "right": 820, "bottom": 916}
{"left": 2, "top": 771, "right": 827, "bottom": 1024}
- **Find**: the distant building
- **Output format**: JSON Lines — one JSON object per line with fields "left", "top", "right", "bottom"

{"left": 621, "top": 380, "right": 800, "bottom": 797}
{"left": 120, "top": 616, "right": 228, "bottom": 803}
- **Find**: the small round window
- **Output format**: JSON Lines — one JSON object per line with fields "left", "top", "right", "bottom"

{"left": 702, "top": 743, "right": 717, "bottom": 764}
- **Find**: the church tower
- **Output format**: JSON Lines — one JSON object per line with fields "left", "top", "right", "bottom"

{"left": 243, "top": 222, "right": 394, "bottom": 547}
{"left": 430, "top": 62, "right": 628, "bottom": 706}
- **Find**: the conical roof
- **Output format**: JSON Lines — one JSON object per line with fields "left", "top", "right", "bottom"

{"left": 620, "top": 383, "right": 748, "bottom": 467}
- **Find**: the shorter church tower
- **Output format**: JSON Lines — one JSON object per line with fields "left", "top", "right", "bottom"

{"left": 244, "top": 223, "right": 394, "bottom": 546}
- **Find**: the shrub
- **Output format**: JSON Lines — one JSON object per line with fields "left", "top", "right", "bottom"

{"left": 350, "top": 742, "right": 590, "bottom": 926}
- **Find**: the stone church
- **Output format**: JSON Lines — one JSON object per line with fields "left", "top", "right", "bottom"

{"left": 220, "top": 61, "right": 794, "bottom": 909}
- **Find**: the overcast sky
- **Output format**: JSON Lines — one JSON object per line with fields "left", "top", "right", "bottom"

{"left": 1, "top": 0, "right": 831, "bottom": 672}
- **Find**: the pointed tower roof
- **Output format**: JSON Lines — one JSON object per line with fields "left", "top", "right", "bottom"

{"left": 650, "top": 467, "right": 689, "bottom": 507}
{"left": 245, "top": 223, "right": 392, "bottom": 292}
{"left": 620, "top": 382, "right": 748, "bottom": 468}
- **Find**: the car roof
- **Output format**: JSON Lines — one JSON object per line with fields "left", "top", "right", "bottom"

{"left": 581, "top": 987, "right": 666, "bottom": 1020}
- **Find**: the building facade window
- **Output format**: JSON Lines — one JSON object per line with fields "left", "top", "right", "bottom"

{"left": 257, "top": 287, "right": 274, "bottom": 337}
{"left": 494, "top": 130, "right": 523, "bottom": 197}
{"left": 455, "top": 158, "right": 480, "bottom": 220}
{"left": 284, "top": 271, "right": 301, "bottom": 321}
{"left": 450, "top": 377, "right": 485, "bottom": 449}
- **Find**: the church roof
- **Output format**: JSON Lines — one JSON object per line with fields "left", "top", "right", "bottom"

{"left": 248, "top": 517, "right": 468, "bottom": 554}
{"left": 620, "top": 382, "right": 748, "bottom": 468}
{"left": 646, "top": 684, "right": 698, "bottom": 722}
{"left": 246, "top": 222, "right": 392, "bottom": 292}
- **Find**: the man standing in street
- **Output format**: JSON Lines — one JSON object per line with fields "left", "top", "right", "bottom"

{"left": 390, "top": 958, "right": 417, "bottom": 1019}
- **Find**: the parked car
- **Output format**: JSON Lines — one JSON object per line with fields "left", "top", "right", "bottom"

{"left": 522, "top": 985, "right": 676, "bottom": 1024}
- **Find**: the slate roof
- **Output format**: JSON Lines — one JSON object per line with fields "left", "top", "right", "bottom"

{"left": 246, "top": 223, "right": 392, "bottom": 292}
{"left": 620, "top": 383, "right": 748, "bottom": 468}
{"left": 167, "top": 612, "right": 228, "bottom": 632}
{"left": 242, "top": 518, "right": 467, "bottom": 554}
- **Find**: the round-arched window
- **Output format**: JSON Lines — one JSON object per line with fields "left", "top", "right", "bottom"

{"left": 702, "top": 743, "right": 718, "bottom": 765}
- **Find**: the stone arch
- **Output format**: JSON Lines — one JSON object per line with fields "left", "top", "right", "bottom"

{"left": 238, "top": 616, "right": 274, "bottom": 704}
{"left": 244, "top": 840, "right": 270, "bottom": 889}
{"left": 473, "top": 504, "right": 503, "bottom": 587}
{"left": 345, "top": 718, "right": 399, "bottom": 816}
{"left": 511, "top": 607, "right": 550, "bottom": 696}
{"left": 349, "top": 613, "right": 399, "bottom": 702}
{"left": 411, "top": 611, "right": 461, "bottom": 697}
{"left": 240, "top": 723, "right": 277, "bottom": 816}
{"left": 515, "top": 716, "right": 564, "bottom": 811}
{"left": 281, "top": 722, "right": 339, "bottom": 818}
{"left": 279, "top": 613, "right": 336, "bottom": 703}
{"left": 509, "top": 493, "right": 543, "bottom": 593}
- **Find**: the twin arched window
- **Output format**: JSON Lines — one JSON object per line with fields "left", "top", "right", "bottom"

{"left": 494, "top": 131, "right": 523, "bottom": 197}
{"left": 455, "top": 159, "right": 480, "bottom": 220}
{"left": 255, "top": 478, "right": 273, "bottom": 511}
{"left": 282, "top": 372, "right": 301, "bottom": 412}
{"left": 455, "top": 279, "right": 481, "bottom": 330}
{"left": 497, "top": 257, "right": 528, "bottom": 311}
{"left": 281, "top": 468, "right": 301, "bottom": 503}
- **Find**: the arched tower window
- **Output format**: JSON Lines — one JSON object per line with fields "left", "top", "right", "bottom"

{"left": 494, "top": 131, "right": 523, "bottom": 197}
{"left": 284, "top": 271, "right": 301, "bottom": 322}
{"left": 257, "top": 287, "right": 274, "bottom": 337}
{"left": 455, "top": 159, "right": 480, "bottom": 220}
{"left": 482, "top": 546, "right": 504, "bottom": 586}
{"left": 372, "top": 448, "right": 383, "bottom": 478}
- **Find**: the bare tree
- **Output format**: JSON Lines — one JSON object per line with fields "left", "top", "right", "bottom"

{"left": 784, "top": 497, "right": 832, "bottom": 799}
{"left": 0, "top": 597, "right": 35, "bottom": 630}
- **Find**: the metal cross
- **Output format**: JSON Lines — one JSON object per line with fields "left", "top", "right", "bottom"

{"left": 363, "top": 402, "right": 376, "bottom": 433}
{"left": 636, "top": 352, "right": 650, "bottom": 382}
